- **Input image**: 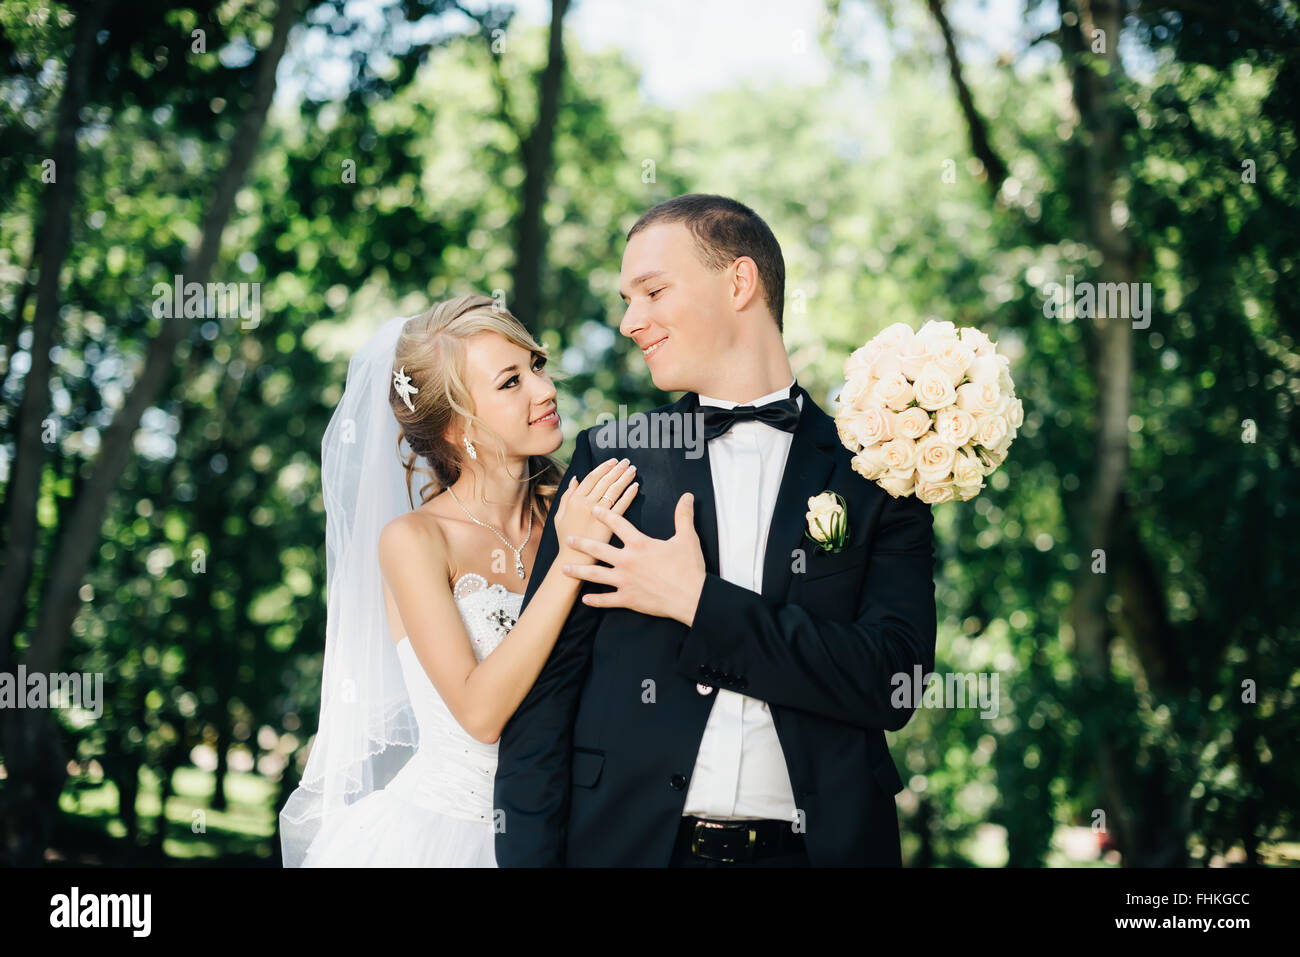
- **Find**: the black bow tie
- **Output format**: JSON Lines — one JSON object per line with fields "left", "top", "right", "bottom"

{"left": 699, "top": 392, "right": 801, "bottom": 441}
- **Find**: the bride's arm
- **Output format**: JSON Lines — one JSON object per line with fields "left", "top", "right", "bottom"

{"left": 377, "top": 459, "right": 638, "bottom": 744}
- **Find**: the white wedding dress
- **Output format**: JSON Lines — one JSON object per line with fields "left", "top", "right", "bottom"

{"left": 301, "top": 574, "right": 523, "bottom": 867}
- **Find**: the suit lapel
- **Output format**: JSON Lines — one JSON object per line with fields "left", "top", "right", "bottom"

{"left": 760, "top": 386, "right": 840, "bottom": 603}
{"left": 665, "top": 392, "right": 721, "bottom": 575}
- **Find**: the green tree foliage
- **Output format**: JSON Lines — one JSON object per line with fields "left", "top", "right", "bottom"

{"left": 1, "top": 0, "right": 1294, "bottom": 865}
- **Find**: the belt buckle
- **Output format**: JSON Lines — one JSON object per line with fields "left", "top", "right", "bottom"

{"left": 690, "top": 820, "right": 757, "bottom": 863}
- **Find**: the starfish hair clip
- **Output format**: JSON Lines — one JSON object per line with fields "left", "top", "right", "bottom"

{"left": 393, "top": 366, "right": 419, "bottom": 412}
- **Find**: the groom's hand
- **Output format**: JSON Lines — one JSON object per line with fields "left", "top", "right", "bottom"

{"left": 561, "top": 492, "right": 706, "bottom": 626}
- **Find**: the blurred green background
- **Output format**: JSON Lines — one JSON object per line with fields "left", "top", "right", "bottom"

{"left": 1, "top": 0, "right": 1296, "bottom": 866}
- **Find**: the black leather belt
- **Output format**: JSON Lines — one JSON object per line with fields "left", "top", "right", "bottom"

{"left": 675, "top": 815, "right": 805, "bottom": 863}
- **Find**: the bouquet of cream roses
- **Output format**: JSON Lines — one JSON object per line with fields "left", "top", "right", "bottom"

{"left": 834, "top": 319, "right": 1023, "bottom": 504}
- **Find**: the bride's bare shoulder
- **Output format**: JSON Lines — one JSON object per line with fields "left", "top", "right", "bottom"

{"left": 378, "top": 504, "right": 450, "bottom": 571}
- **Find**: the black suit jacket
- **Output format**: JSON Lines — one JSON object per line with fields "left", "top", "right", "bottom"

{"left": 493, "top": 385, "right": 937, "bottom": 866}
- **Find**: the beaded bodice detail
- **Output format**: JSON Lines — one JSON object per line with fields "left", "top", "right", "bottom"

{"left": 451, "top": 572, "right": 523, "bottom": 660}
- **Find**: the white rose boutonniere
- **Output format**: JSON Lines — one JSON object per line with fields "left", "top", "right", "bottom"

{"left": 805, "top": 491, "right": 849, "bottom": 554}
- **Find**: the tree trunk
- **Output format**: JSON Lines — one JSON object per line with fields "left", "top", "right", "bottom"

{"left": 0, "top": 0, "right": 299, "bottom": 866}
{"left": 150, "top": 750, "right": 184, "bottom": 854}
{"left": 510, "top": 0, "right": 569, "bottom": 327}
{"left": 0, "top": 1, "right": 108, "bottom": 868}
{"left": 115, "top": 758, "right": 141, "bottom": 852}
{"left": 927, "top": 0, "right": 1190, "bottom": 867}
{"left": 926, "top": 0, "right": 1009, "bottom": 194}
{"left": 0, "top": 238, "right": 38, "bottom": 387}
{"left": 0, "top": 0, "right": 106, "bottom": 672}
{"left": 21, "top": 0, "right": 298, "bottom": 680}
{"left": 212, "top": 723, "right": 231, "bottom": 812}
{"left": 914, "top": 796, "right": 935, "bottom": 868}
{"left": 1060, "top": 0, "right": 1188, "bottom": 867}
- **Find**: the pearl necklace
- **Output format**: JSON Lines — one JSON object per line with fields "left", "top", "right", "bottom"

{"left": 446, "top": 487, "right": 533, "bottom": 579}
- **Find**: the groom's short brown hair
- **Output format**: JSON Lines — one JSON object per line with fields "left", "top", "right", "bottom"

{"left": 628, "top": 194, "right": 786, "bottom": 333}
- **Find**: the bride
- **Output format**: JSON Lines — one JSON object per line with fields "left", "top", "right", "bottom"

{"left": 278, "top": 294, "right": 638, "bottom": 867}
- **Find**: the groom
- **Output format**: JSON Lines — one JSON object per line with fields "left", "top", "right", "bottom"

{"left": 493, "top": 193, "right": 937, "bottom": 866}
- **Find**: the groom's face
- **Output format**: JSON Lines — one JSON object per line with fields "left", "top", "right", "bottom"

{"left": 618, "top": 221, "right": 735, "bottom": 394}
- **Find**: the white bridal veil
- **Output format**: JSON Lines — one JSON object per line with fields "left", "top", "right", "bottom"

{"left": 279, "top": 314, "right": 424, "bottom": 867}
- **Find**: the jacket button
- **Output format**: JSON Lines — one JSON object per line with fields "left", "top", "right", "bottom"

{"left": 669, "top": 774, "right": 686, "bottom": 790}
{"left": 696, "top": 683, "right": 714, "bottom": 695}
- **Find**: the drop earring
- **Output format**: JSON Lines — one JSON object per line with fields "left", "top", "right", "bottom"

{"left": 463, "top": 435, "right": 477, "bottom": 460}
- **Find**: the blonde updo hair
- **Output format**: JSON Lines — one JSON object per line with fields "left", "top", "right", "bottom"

{"left": 389, "top": 294, "right": 563, "bottom": 523}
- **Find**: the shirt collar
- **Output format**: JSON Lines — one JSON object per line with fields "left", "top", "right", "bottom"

{"left": 697, "top": 377, "right": 798, "bottom": 409}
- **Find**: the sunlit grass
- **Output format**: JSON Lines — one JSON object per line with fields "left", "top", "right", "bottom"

{"left": 59, "top": 764, "right": 280, "bottom": 863}
{"left": 53, "top": 764, "right": 1295, "bottom": 866}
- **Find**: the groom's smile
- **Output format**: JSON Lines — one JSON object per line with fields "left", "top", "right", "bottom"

{"left": 639, "top": 334, "right": 668, "bottom": 361}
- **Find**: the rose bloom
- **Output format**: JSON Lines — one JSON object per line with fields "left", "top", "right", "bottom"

{"left": 851, "top": 446, "right": 890, "bottom": 481}
{"left": 982, "top": 445, "right": 1009, "bottom": 470}
{"left": 932, "top": 339, "right": 975, "bottom": 385}
{"left": 956, "top": 378, "right": 1002, "bottom": 414}
{"left": 839, "top": 373, "right": 875, "bottom": 412}
{"left": 935, "top": 407, "right": 977, "bottom": 446}
{"left": 805, "top": 492, "right": 845, "bottom": 544}
{"left": 954, "top": 481, "right": 982, "bottom": 501}
{"left": 965, "top": 354, "right": 1002, "bottom": 384}
{"left": 1005, "top": 396, "right": 1025, "bottom": 430}
{"left": 871, "top": 353, "right": 904, "bottom": 382}
{"left": 951, "top": 448, "right": 984, "bottom": 488}
{"left": 994, "top": 353, "right": 1013, "bottom": 387}
{"left": 875, "top": 322, "right": 915, "bottom": 352}
{"left": 913, "top": 362, "right": 958, "bottom": 412}
{"left": 836, "top": 414, "right": 863, "bottom": 452}
{"left": 915, "top": 479, "right": 956, "bottom": 505}
{"left": 898, "top": 335, "right": 935, "bottom": 381}
{"left": 877, "top": 467, "right": 916, "bottom": 498}
{"left": 959, "top": 326, "right": 995, "bottom": 357}
{"left": 916, "top": 319, "right": 958, "bottom": 348}
{"left": 975, "top": 413, "right": 1009, "bottom": 450}
{"left": 914, "top": 433, "right": 958, "bottom": 483}
{"left": 852, "top": 406, "right": 894, "bottom": 446}
{"left": 982, "top": 353, "right": 1013, "bottom": 390}
{"left": 872, "top": 372, "right": 914, "bottom": 412}
{"left": 894, "top": 406, "right": 933, "bottom": 440}
{"left": 844, "top": 340, "right": 885, "bottom": 380}
{"left": 879, "top": 436, "right": 919, "bottom": 472}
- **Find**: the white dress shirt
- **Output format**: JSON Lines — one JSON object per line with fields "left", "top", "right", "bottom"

{"left": 682, "top": 377, "right": 801, "bottom": 822}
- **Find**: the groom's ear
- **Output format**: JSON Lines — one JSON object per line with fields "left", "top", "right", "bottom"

{"left": 728, "top": 256, "right": 764, "bottom": 313}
